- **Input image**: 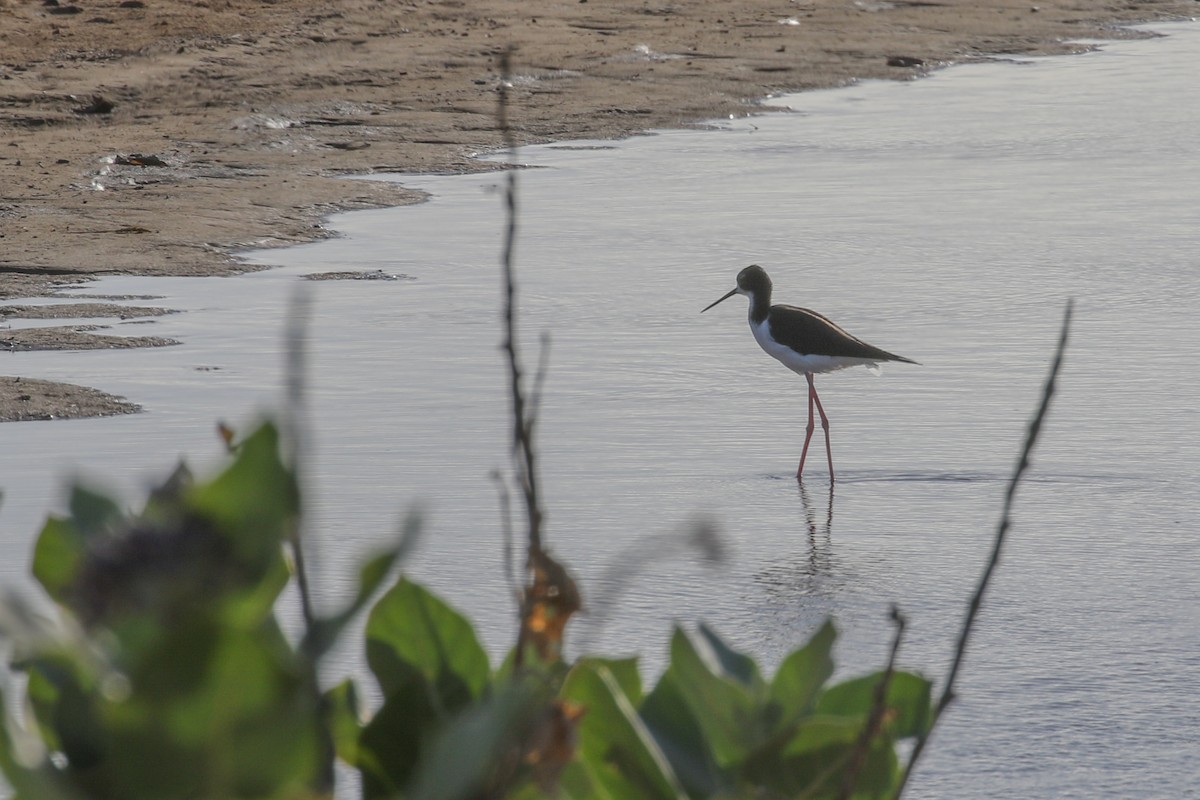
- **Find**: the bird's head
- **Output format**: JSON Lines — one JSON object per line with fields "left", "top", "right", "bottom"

{"left": 702, "top": 264, "right": 772, "bottom": 312}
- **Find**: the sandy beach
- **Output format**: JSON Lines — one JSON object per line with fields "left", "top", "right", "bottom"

{"left": 1, "top": 0, "right": 1194, "bottom": 419}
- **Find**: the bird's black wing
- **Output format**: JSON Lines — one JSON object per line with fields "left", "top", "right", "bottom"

{"left": 770, "top": 305, "right": 918, "bottom": 363}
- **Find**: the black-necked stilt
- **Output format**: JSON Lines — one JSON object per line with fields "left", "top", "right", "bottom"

{"left": 703, "top": 264, "right": 918, "bottom": 482}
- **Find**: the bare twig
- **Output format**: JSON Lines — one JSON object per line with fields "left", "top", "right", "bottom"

{"left": 893, "top": 300, "right": 1073, "bottom": 798}
{"left": 497, "top": 46, "right": 544, "bottom": 554}
{"left": 495, "top": 48, "right": 583, "bottom": 670}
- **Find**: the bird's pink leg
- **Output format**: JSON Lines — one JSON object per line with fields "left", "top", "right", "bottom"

{"left": 808, "top": 374, "right": 834, "bottom": 483}
{"left": 797, "top": 373, "right": 817, "bottom": 480}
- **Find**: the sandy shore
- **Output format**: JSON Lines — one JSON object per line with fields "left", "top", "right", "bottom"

{"left": 1, "top": 0, "right": 1194, "bottom": 419}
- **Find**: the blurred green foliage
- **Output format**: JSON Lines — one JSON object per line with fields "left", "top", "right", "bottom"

{"left": 0, "top": 421, "right": 931, "bottom": 799}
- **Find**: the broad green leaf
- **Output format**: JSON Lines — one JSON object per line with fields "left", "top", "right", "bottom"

{"left": 139, "top": 463, "right": 192, "bottom": 523}
{"left": 562, "top": 662, "right": 687, "bottom": 800}
{"left": 324, "top": 679, "right": 362, "bottom": 765}
{"left": 358, "top": 670, "right": 441, "bottom": 799}
{"left": 31, "top": 518, "right": 84, "bottom": 604}
{"left": 744, "top": 712, "right": 903, "bottom": 799}
{"left": 188, "top": 422, "right": 299, "bottom": 571}
{"left": 66, "top": 487, "right": 123, "bottom": 540}
{"left": 220, "top": 554, "right": 292, "bottom": 630}
{"left": 663, "top": 626, "right": 762, "bottom": 766}
{"left": 697, "top": 624, "right": 763, "bottom": 691}
{"left": 364, "top": 578, "right": 489, "bottom": 710}
{"left": 769, "top": 619, "right": 836, "bottom": 730}
{"left": 50, "top": 680, "right": 106, "bottom": 771}
{"left": 66, "top": 484, "right": 123, "bottom": 542}
{"left": 817, "top": 670, "right": 932, "bottom": 739}
{"left": 577, "top": 656, "right": 642, "bottom": 707}
{"left": 639, "top": 667, "right": 726, "bottom": 797}
{"left": 23, "top": 650, "right": 99, "bottom": 756}
{"left": 837, "top": 738, "right": 901, "bottom": 799}
{"left": 407, "top": 676, "right": 552, "bottom": 800}
{"left": 102, "top": 623, "right": 319, "bottom": 799}
{"left": 780, "top": 715, "right": 863, "bottom": 757}
{"left": 554, "top": 759, "right": 609, "bottom": 800}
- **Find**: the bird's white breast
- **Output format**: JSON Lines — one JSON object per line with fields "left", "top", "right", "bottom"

{"left": 749, "top": 317, "right": 880, "bottom": 375}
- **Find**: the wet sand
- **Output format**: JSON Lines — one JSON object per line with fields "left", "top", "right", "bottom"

{"left": 0, "top": 0, "right": 1194, "bottom": 419}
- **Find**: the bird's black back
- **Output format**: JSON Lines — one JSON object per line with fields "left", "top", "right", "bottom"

{"left": 769, "top": 304, "right": 917, "bottom": 363}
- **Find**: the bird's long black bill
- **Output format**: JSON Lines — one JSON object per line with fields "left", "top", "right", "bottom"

{"left": 702, "top": 288, "right": 738, "bottom": 313}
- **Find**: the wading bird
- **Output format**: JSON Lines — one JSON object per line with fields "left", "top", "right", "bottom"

{"left": 702, "top": 264, "right": 917, "bottom": 482}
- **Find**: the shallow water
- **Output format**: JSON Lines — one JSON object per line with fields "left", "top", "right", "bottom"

{"left": 4, "top": 21, "right": 1200, "bottom": 799}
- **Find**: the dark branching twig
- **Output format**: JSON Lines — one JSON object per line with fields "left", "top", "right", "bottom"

{"left": 497, "top": 47, "right": 544, "bottom": 554}
{"left": 839, "top": 605, "right": 908, "bottom": 800}
{"left": 496, "top": 48, "right": 582, "bottom": 671}
{"left": 893, "top": 300, "right": 1073, "bottom": 798}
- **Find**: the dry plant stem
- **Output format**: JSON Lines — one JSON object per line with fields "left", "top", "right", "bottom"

{"left": 497, "top": 47, "right": 558, "bottom": 668}
{"left": 893, "top": 300, "right": 1073, "bottom": 798}
{"left": 284, "top": 285, "right": 318, "bottom": 631}
{"left": 528, "top": 332, "right": 553, "bottom": 429}
{"left": 497, "top": 47, "right": 544, "bottom": 554}
{"left": 838, "top": 605, "right": 908, "bottom": 800}
{"left": 491, "top": 470, "right": 520, "bottom": 602}
{"left": 282, "top": 285, "right": 335, "bottom": 794}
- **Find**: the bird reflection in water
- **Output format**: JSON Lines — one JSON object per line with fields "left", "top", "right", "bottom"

{"left": 797, "top": 481, "right": 835, "bottom": 579}
{"left": 756, "top": 482, "right": 838, "bottom": 603}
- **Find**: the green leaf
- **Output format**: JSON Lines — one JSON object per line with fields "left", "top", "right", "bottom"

{"left": 364, "top": 578, "right": 489, "bottom": 710}
{"left": 580, "top": 657, "right": 642, "bottom": 707}
{"left": 816, "top": 670, "right": 933, "bottom": 739}
{"left": 407, "top": 676, "right": 552, "bottom": 800}
{"left": 358, "top": 670, "right": 441, "bottom": 799}
{"left": 23, "top": 650, "right": 98, "bottom": 756}
{"left": 188, "top": 422, "right": 298, "bottom": 572}
{"left": 769, "top": 619, "right": 836, "bottom": 730}
{"left": 324, "top": 679, "right": 362, "bottom": 765}
{"left": 66, "top": 486, "right": 123, "bottom": 541}
{"left": 554, "top": 759, "right": 610, "bottom": 800}
{"left": 31, "top": 518, "right": 84, "bottom": 604}
{"left": 562, "top": 662, "right": 687, "bottom": 800}
{"left": 780, "top": 714, "right": 864, "bottom": 756}
{"left": 640, "top": 667, "right": 726, "bottom": 797}
{"left": 105, "top": 623, "right": 319, "bottom": 798}
{"left": 697, "top": 624, "right": 763, "bottom": 691}
{"left": 742, "top": 715, "right": 862, "bottom": 797}
{"left": 662, "top": 626, "right": 761, "bottom": 766}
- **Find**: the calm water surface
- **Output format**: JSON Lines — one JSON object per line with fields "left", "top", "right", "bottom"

{"left": 3, "top": 22, "right": 1200, "bottom": 799}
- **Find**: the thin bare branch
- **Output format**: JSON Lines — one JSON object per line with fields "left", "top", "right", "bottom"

{"left": 893, "top": 299, "right": 1073, "bottom": 798}
{"left": 496, "top": 46, "right": 544, "bottom": 554}
{"left": 839, "top": 605, "right": 907, "bottom": 800}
